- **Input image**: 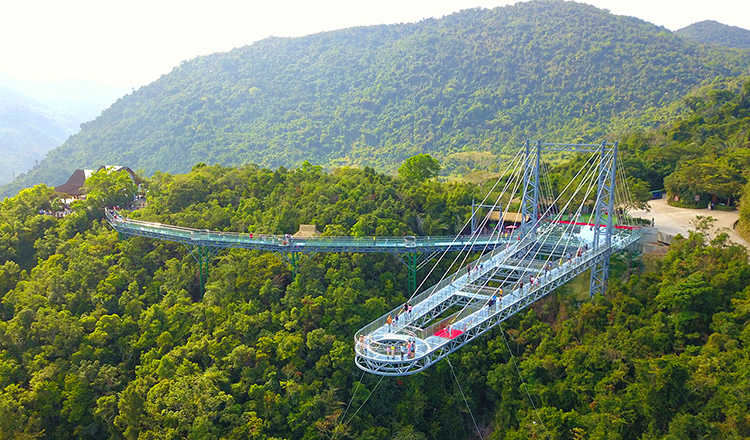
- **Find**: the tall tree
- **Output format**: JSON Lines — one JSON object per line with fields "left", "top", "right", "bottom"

{"left": 398, "top": 154, "right": 441, "bottom": 183}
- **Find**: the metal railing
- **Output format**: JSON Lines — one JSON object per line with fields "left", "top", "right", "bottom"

{"left": 354, "top": 229, "right": 645, "bottom": 361}
{"left": 106, "top": 208, "right": 505, "bottom": 249}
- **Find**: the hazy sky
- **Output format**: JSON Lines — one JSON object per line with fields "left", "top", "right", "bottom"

{"left": 2, "top": 0, "right": 749, "bottom": 88}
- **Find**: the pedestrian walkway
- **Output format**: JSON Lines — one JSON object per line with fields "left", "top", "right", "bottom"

{"left": 354, "top": 228, "right": 642, "bottom": 376}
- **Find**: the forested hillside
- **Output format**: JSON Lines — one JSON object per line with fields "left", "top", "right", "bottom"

{"left": 675, "top": 20, "right": 750, "bottom": 49}
{"left": 0, "top": 87, "right": 78, "bottom": 185}
{"left": 5, "top": 0, "right": 750, "bottom": 197}
{"left": 613, "top": 77, "right": 750, "bottom": 208}
{"left": 2, "top": 163, "right": 750, "bottom": 439}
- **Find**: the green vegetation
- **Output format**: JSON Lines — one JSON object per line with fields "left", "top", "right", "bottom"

{"left": 604, "top": 77, "right": 750, "bottom": 208}
{"left": 82, "top": 167, "right": 138, "bottom": 211}
{"left": 3, "top": 2, "right": 750, "bottom": 437}
{"left": 397, "top": 154, "right": 441, "bottom": 183}
{"left": 2, "top": 163, "right": 750, "bottom": 439}
{"left": 4, "top": 0, "right": 750, "bottom": 197}
{"left": 676, "top": 20, "right": 750, "bottom": 49}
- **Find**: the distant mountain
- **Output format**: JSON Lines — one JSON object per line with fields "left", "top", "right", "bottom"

{"left": 0, "top": 76, "right": 128, "bottom": 186}
{"left": 675, "top": 20, "right": 750, "bottom": 49}
{"left": 0, "top": 74, "right": 129, "bottom": 123}
{"left": 3, "top": 0, "right": 750, "bottom": 197}
{"left": 0, "top": 87, "right": 79, "bottom": 184}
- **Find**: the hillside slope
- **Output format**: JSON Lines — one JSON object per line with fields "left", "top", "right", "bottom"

{"left": 0, "top": 74, "right": 129, "bottom": 124}
{"left": 675, "top": 20, "right": 750, "bottom": 49}
{"left": 4, "top": 0, "right": 750, "bottom": 197}
{"left": 0, "top": 87, "right": 79, "bottom": 184}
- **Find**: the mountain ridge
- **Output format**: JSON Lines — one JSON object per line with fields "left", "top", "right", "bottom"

{"left": 3, "top": 0, "right": 750, "bottom": 197}
{"left": 0, "top": 86, "right": 80, "bottom": 184}
{"left": 675, "top": 20, "right": 750, "bottom": 49}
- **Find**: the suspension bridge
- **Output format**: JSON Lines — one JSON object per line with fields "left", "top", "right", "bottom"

{"left": 106, "top": 140, "right": 645, "bottom": 377}
{"left": 353, "top": 141, "right": 644, "bottom": 376}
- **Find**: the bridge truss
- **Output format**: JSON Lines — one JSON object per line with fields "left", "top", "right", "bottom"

{"left": 354, "top": 141, "right": 645, "bottom": 376}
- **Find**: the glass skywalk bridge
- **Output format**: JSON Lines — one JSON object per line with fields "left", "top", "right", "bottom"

{"left": 104, "top": 209, "right": 510, "bottom": 254}
{"left": 103, "top": 140, "right": 644, "bottom": 378}
{"left": 354, "top": 227, "right": 643, "bottom": 376}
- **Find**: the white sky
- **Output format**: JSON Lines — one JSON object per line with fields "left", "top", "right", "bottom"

{"left": 1, "top": 0, "right": 749, "bottom": 88}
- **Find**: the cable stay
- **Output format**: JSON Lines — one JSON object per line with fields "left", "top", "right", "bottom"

{"left": 354, "top": 141, "right": 645, "bottom": 376}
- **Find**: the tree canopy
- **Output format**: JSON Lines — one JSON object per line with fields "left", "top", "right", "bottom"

{"left": 675, "top": 20, "right": 750, "bottom": 49}
{"left": 82, "top": 167, "right": 138, "bottom": 210}
{"left": 2, "top": 161, "right": 750, "bottom": 439}
{"left": 397, "top": 154, "right": 441, "bottom": 182}
{"left": 614, "top": 77, "right": 750, "bottom": 210}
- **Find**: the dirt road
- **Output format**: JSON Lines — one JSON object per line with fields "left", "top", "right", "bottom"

{"left": 630, "top": 198, "right": 748, "bottom": 247}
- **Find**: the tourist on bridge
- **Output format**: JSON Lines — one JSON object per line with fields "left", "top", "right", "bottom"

{"left": 386, "top": 315, "right": 393, "bottom": 331}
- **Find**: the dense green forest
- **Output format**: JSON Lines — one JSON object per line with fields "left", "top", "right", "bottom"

{"left": 676, "top": 20, "right": 750, "bottom": 49}
{"left": 4, "top": 2, "right": 750, "bottom": 437}
{"left": 610, "top": 77, "right": 750, "bottom": 208}
{"left": 2, "top": 162, "right": 750, "bottom": 439}
{"left": 4, "top": 0, "right": 750, "bottom": 197}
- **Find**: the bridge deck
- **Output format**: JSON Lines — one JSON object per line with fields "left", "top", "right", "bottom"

{"left": 354, "top": 230, "right": 642, "bottom": 375}
{"left": 105, "top": 209, "right": 509, "bottom": 254}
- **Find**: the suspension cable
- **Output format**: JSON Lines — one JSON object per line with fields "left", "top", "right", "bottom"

{"left": 499, "top": 323, "right": 552, "bottom": 440}
{"left": 447, "top": 356, "right": 484, "bottom": 440}
{"left": 332, "top": 368, "right": 366, "bottom": 437}
{"left": 343, "top": 374, "right": 385, "bottom": 427}
{"left": 457, "top": 150, "right": 598, "bottom": 312}
{"left": 407, "top": 149, "right": 526, "bottom": 302}
{"left": 461, "top": 150, "right": 601, "bottom": 311}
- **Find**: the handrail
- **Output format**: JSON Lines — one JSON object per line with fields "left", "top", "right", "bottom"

{"left": 353, "top": 233, "right": 641, "bottom": 360}
{"left": 105, "top": 208, "right": 505, "bottom": 248}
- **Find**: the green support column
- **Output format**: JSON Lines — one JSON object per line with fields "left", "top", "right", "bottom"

{"left": 273, "top": 251, "right": 314, "bottom": 278}
{"left": 407, "top": 252, "right": 419, "bottom": 296}
{"left": 184, "top": 244, "right": 220, "bottom": 298}
{"left": 288, "top": 252, "right": 300, "bottom": 276}
{"left": 393, "top": 250, "right": 440, "bottom": 296}
{"left": 197, "top": 246, "right": 211, "bottom": 297}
